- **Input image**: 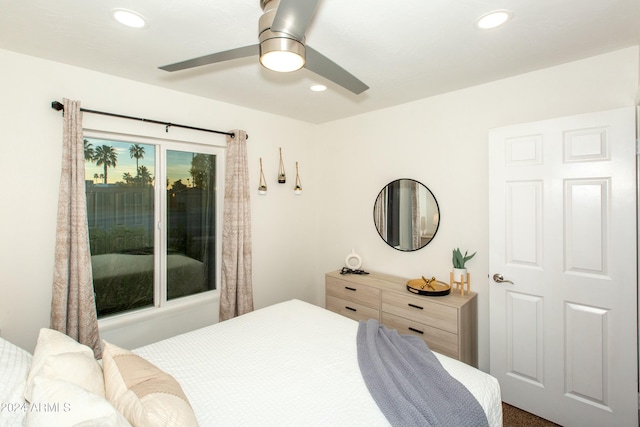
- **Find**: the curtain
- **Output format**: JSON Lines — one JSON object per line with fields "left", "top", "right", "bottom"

{"left": 219, "top": 130, "right": 254, "bottom": 321}
{"left": 374, "top": 188, "right": 387, "bottom": 240}
{"left": 200, "top": 154, "right": 217, "bottom": 292}
{"left": 411, "top": 180, "right": 421, "bottom": 249}
{"left": 50, "top": 99, "right": 101, "bottom": 357}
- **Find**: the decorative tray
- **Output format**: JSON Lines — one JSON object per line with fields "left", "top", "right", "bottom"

{"left": 406, "top": 276, "right": 451, "bottom": 296}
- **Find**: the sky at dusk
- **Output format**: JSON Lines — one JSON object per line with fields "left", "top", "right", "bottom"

{"left": 85, "top": 137, "right": 198, "bottom": 188}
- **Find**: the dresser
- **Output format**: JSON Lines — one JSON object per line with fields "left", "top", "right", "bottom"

{"left": 325, "top": 270, "right": 478, "bottom": 367}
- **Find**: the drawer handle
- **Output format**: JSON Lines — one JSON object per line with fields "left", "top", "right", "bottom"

{"left": 345, "top": 306, "right": 356, "bottom": 312}
{"left": 408, "top": 327, "right": 424, "bottom": 335}
{"left": 345, "top": 286, "right": 356, "bottom": 291}
{"left": 408, "top": 303, "right": 424, "bottom": 310}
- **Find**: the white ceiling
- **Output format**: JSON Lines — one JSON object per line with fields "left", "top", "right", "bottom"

{"left": 1, "top": 0, "right": 639, "bottom": 124}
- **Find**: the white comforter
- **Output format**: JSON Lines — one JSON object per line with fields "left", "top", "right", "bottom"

{"left": 134, "top": 299, "right": 502, "bottom": 426}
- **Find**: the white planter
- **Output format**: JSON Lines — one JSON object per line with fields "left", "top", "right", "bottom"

{"left": 452, "top": 268, "right": 467, "bottom": 283}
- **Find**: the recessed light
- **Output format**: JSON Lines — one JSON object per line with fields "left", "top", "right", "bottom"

{"left": 476, "top": 10, "right": 512, "bottom": 29}
{"left": 113, "top": 9, "right": 147, "bottom": 29}
{"left": 310, "top": 84, "right": 327, "bottom": 92}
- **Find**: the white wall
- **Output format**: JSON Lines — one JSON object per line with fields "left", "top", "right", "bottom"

{"left": 0, "top": 49, "right": 319, "bottom": 352}
{"left": 1, "top": 46, "right": 637, "bottom": 371}
{"left": 316, "top": 46, "right": 640, "bottom": 371}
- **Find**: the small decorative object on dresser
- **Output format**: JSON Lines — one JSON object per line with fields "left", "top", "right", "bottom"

{"left": 344, "top": 249, "right": 362, "bottom": 270}
{"left": 406, "top": 276, "right": 451, "bottom": 296}
{"left": 451, "top": 248, "right": 476, "bottom": 295}
{"left": 325, "top": 270, "right": 478, "bottom": 367}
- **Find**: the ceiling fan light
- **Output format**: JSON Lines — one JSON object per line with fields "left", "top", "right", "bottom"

{"left": 260, "top": 37, "right": 305, "bottom": 72}
{"left": 261, "top": 51, "right": 304, "bottom": 72}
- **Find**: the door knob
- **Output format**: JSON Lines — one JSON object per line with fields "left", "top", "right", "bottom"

{"left": 493, "top": 274, "right": 514, "bottom": 284}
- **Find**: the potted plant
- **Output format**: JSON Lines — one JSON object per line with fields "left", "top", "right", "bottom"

{"left": 452, "top": 248, "right": 476, "bottom": 282}
{"left": 294, "top": 162, "right": 302, "bottom": 195}
{"left": 258, "top": 158, "right": 267, "bottom": 195}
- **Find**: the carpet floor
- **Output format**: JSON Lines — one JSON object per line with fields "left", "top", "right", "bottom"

{"left": 502, "top": 402, "right": 561, "bottom": 426}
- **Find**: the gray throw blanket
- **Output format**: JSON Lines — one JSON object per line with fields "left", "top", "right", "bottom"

{"left": 357, "top": 319, "right": 488, "bottom": 427}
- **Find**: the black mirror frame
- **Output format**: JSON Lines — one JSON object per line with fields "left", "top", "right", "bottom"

{"left": 373, "top": 178, "right": 440, "bottom": 252}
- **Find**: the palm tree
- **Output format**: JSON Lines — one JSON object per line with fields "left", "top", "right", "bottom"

{"left": 189, "top": 153, "right": 214, "bottom": 189}
{"left": 138, "top": 165, "right": 153, "bottom": 186}
{"left": 129, "top": 144, "right": 145, "bottom": 178}
{"left": 122, "top": 172, "right": 134, "bottom": 184}
{"left": 94, "top": 145, "right": 117, "bottom": 184}
{"left": 84, "top": 139, "right": 95, "bottom": 161}
{"left": 93, "top": 173, "right": 99, "bottom": 183}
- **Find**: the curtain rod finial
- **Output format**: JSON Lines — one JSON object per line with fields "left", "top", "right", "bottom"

{"left": 51, "top": 101, "right": 64, "bottom": 111}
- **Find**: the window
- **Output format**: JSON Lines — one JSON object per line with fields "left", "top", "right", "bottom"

{"left": 84, "top": 134, "right": 221, "bottom": 317}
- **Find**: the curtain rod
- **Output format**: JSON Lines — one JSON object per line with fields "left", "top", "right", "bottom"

{"left": 50, "top": 101, "right": 245, "bottom": 139}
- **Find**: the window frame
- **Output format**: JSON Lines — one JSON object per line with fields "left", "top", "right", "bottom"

{"left": 84, "top": 129, "right": 225, "bottom": 326}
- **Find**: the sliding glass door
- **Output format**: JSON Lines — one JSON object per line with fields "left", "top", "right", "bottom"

{"left": 85, "top": 135, "right": 221, "bottom": 317}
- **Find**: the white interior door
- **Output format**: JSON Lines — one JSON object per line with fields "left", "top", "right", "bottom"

{"left": 489, "top": 107, "right": 638, "bottom": 426}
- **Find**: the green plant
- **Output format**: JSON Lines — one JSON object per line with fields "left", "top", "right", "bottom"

{"left": 452, "top": 248, "right": 476, "bottom": 269}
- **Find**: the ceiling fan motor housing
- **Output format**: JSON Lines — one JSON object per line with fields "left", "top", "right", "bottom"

{"left": 259, "top": 0, "right": 306, "bottom": 70}
{"left": 159, "top": 0, "right": 368, "bottom": 94}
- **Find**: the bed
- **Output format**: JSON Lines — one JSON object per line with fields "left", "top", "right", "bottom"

{"left": 91, "top": 252, "right": 207, "bottom": 316}
{"left": 1, "top": 299, "right": 502, "bottom": 427}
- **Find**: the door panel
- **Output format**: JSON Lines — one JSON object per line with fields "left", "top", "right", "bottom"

{"left": 564, "top": 302, "right": 608, "bottom": 407}
{"left": 489, "top": 107, "right": 637, "bottom": 426}
{"left": 564, "top": 179, "right": 608, "bottom": 275}
{"left": 506, "top": 291, "right": 544, "bottom": 385}
{"left": 506, "top": 180, "right": 543, "bottom": 267}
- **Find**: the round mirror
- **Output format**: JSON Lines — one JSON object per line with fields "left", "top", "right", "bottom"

{"left": 373, "top": 179, "right": 440, "bottom": 251}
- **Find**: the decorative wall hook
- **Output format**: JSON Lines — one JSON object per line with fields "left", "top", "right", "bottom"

{"left": 258, "top": 158, "right": 267, "bottom": 195}
{"left": 278, "top": 147, "right": 286, "bottom": 183}
{"left": 294, "top": 161, "right": 302, "bottom": 195}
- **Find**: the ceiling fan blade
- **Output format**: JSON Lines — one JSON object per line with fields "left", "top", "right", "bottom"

{"left": 304, "top": 46, "right": 369, "bottom": 95}
{"left": 159, "top": 45, "right": 259, "bottom": 72}
{"left": 271, "top": 0, "right": 319, "bottom": 40}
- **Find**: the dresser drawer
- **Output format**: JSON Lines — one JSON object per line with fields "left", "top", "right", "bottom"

{"left": 382, "top": 312, "right": 459, "bottom": 359}
{"left": 382, "top": 291, "right": 458, "bottom": 334}
{"left": 326, "top": 295, "right": 379, "bottom": 322}
{"left": 326, "top": 276, "right": 380, "bottom": 308}
{"left": 326, "top": 270, "right": 478, "bottom": 367}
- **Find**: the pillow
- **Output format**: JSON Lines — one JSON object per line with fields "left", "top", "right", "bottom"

{"left": 25, "top": 328, "right": 104, "bottom": 402}
{"left": 0, "top": 336, "right": 32, "bottom": 426}
{"left": 37, "top": 351, "right": 105, "bottom": 397}
{"left": 25, "top": 376, "right": 131, "bottom": 427}
{"left": 102, "top": 340, "right": 198, "bottom": 427}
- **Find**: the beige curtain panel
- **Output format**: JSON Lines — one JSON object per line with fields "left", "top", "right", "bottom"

{"left": 374, "top": 188, "right": 387, "bottom": 239}
{"left": 219, "top": 130, "right": 254, "bottom": 321}
{"left": 50, "top": 98, "right": 101, "bottom": 358}
{"left": 411, "top": 180, "right": 420, "bottom": 250}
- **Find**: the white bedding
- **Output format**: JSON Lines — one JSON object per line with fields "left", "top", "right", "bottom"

{"left": 0, "top": 337, "right": 33, "bottom": 427}
{"left": 134, "top": 299, "right": 502, "bottom": 426}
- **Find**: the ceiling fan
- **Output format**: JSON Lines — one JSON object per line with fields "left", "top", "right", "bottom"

{"left": 159, "top": 0, "right": 369, "bottom": 94}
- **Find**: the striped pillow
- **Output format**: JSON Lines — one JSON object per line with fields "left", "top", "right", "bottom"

{"left": 102, "top": 340, "right": 197, "bottom": 427}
